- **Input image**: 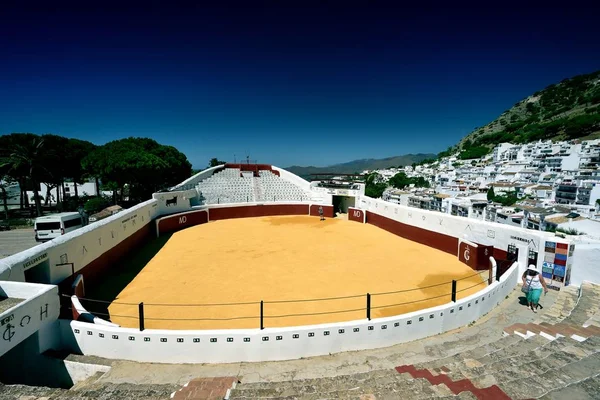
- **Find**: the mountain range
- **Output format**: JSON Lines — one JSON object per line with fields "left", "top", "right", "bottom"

{"left": 285, "top": 153, "right": 435, "bottom": 177}
{"left": 287, "top": 69, "right": 600, "bottom": 174}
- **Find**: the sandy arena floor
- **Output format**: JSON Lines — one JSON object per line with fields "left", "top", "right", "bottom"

{"left": 108, "top": 216, "right": 487, "bottom": 330}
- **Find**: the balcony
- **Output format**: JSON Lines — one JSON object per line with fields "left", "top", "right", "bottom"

{"left": 556, "top": 192, "right": 577, "bottom": 200}
{"left": 557, "top": 184, "right": 577, "bottom": 193}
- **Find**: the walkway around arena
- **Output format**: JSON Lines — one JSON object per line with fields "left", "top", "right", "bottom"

{"left": 76, "top": 287, "right": 560, "bottom": 386}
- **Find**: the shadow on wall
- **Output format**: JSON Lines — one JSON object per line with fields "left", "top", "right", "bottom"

{"left": 82, "top": 233, "right": 172, "bottom": 317}
{"left": 0, "top": 332, "right": 74, "bottom": 389}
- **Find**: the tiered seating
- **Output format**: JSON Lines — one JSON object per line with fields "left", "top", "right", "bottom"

{"left": 0, "top": 379, "right": 179, "bottom": 399}
{"left": 257, "top": 170, "right": 311, "bottom": 202}
{"left": 196, "top": 168, "right": 255, "bottom": 204}
{"left": 195, "top": 168, "right": 312, "bottom": 204}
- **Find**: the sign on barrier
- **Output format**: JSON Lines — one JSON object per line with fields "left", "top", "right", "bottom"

{"left": 157, "top": 210, "right": 208, "bottom": 235}
{"left": 348, "top": 207, "right": 365, "bottom": 223}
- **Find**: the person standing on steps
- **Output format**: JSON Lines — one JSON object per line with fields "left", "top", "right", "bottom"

{"left": 522, "top": 264, "right": 548, "bottom": 313}
{"left": 318, "top": 205, "right": 325, "bottom": 221}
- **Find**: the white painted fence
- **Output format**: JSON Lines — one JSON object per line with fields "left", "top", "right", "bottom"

{"left": 63, "top": 262, "right": 519, "bottom": 364}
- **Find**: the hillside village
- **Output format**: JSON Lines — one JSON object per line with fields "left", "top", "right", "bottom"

{"left": 366, "top": 138, "right": 600, "bottom": 240}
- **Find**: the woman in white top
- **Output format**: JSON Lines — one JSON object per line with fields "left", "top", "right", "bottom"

{"left": 522, "top": 264, "right": 549, "bottom": 313}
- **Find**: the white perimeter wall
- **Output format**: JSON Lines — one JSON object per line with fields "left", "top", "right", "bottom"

{"left": 357, "top": 196, "right": 571, "bottom": 277}
{"left": 152, "top": 189, "right": 198, "bottom": 215}
{"left": 0, "top": 199, "right": 160, "bottom": 284}
{"left": 0, "top": 282, "right": 60, "bottom": 357}
{"left": 569, "top": 238, "right": 600, "bottom": 286}
{"left": 60, "top": 262, "right": 519, "bottom": 364}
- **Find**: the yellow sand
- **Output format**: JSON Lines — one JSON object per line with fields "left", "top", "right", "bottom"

{"left": 109, "top": 216, "right": 487, "bottom": 330}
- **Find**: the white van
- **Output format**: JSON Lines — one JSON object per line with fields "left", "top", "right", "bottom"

{"left": 34, "top": 212, "right": 84, "bottom": 242}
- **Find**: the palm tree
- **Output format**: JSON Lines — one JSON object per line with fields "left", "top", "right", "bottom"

{"left": 4, "top": 136, "right": 47, "bottom": 216}
{"left": 0, "top": 167, "right": 11, "bottom": 220}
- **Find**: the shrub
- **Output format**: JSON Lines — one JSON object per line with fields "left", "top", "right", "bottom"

{"left": 458, "top": 146, "right": 490, "bottom": 160}
{"left": 556, "top": 227, "right": 583, "bottom": 235}
{"left": 84, "top": 197, "right": 110, "bottom": 214}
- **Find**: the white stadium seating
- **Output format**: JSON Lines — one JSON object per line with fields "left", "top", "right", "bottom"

{"left": 196, "top": 168, "right": 312, "bottom": 204}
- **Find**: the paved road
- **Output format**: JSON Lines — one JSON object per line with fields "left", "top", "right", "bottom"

{"left": 0, "top": 229, "right": 40, "bottom": 260}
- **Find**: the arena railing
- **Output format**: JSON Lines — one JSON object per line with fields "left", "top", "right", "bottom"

{"left": 64, "top": 269, "right": 495, "bottom": 331}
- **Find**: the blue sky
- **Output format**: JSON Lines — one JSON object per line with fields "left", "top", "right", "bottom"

{"left": 1, "top": 2, "right": 599, "bottom": 168}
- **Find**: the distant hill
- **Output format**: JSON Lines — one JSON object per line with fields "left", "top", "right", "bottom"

{"left": 286, "top": 153, "right": 436, "bottom": 177}
{"left": 454, "top": 69, "right": 600, "bottom": 159}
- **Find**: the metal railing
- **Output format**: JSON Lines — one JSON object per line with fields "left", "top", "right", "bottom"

{"left": 65, "top": 269, "right": 496, "bottom": 331}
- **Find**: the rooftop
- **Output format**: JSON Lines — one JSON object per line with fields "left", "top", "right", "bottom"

{"left": 0, "top": 296, "right": 24, "bottom": 314}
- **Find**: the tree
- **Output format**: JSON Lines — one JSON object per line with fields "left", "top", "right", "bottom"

{"left": 487, "top": 186, "right": 495, "bottom": 202}
{"left": 83, "top": 137, "right": 192, "bottom": 204}
{"left": 389, "top": 172, "right": 411, "bottom": 189}
{"left": 208, "top": 158, "right": 227, "bottom": 167}
{"left": 364, "top": 172, "right": 387, "bottom": 198}
{"left": 64, "top": 138, "right": 97, "bottom": 199}
{"left": 365, "top": 181, "right": 387, "bottom": 198}
{"left": 0, "top": 165, "right": 11, "bottom": 220}
{"left": 493, "top": 191, "right": 518, "bottom": 206}
{"left": 84, "top": 197, "right": 109, "bottom": 215}
{"left": 37, "top": 134, "right": 68, "bottom": 206}
{"left": 0, "top": 133, "right": 47, "bottom": 216}
{"left": 458, "top": 146, "right": 490, "bottom": 160}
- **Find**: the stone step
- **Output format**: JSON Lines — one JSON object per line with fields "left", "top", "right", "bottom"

{"left": 467, "top": 341, "right": 586, "bottom": 388}
{"left": 443, "top": 336, "right": 578, "bottom": 382}
{"left": 536, "top": 285, "right": 579, "bottom": 325}
{"left": 69, "top": 371, "right": 106, "bottom": 391}
{"left": 498, "top": 352, "right": 600, "bottom": 399}
{"left": 412, "top": 335, "right": 524, "bottom": 371}
{"left": 564, "top": 282, "right": 600, "bottom": 326}
{"left": 538, "top": 373, "right": 600, "bottom": 400}
{"left": 233, "top": 369, "right": 395, "bottom": 393}
{"left": 0, "top": 383, "right": 66, "bottom": 399}
{"left": 552, "top": 322, "right": 600, "bottom": 339}
{"left": 505, "top": 320, "right": 600, "bottom": 341}
{"left": 503, "top": 322, "right": 536, "bottom": 337}
{"left": 71, "top": 382, "right": 179, "bottom": 399}
{"left": 229, "top": 375, "right": 448, "bottom": 399}
{"left": 0, "top": 382, "right": 178, "bottom": 400}
{"left": 171, "top": 377, "right": 238, "bottom": 400}
{"left": 394, "top": 365, "right": 511, "bottom": 399}
{"left": 444, "top": 335, "right": 549, "bottom": 372}
{"left": 439, "top": 392, "right": 479, "bottom": 399}
{"left": 517, "top": 321, "right": 600, "bottom": 340}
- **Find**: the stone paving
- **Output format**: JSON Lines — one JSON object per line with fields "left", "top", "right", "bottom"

{"left": 535, "top": 285, "right": 579, "bottom": 325}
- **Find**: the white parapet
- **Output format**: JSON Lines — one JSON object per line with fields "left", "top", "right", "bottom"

{"left": 0, "top": 281, "right": 60, "bottom": 358}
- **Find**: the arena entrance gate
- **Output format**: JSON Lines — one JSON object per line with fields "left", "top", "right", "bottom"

{"left": 332, "top": 195, "right": 356, "bottom": 214}
{"left": 496, "top": 244, "right": 519, "bottom": 280}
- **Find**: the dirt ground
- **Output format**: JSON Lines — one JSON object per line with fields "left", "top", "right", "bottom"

{"left": 108, "top": 216, "right": 487, "bottom": 329}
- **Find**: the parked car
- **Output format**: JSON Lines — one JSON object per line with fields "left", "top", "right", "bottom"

{"left": 0, "top": 222, "right": 11, "bottom": 231}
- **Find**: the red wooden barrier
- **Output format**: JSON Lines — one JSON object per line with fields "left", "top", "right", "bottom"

{"left": 348, "top": 207, "right": 365, "bottom": 223}
{"left": 309, "top": 204, "right": 334, "bottom": 218}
